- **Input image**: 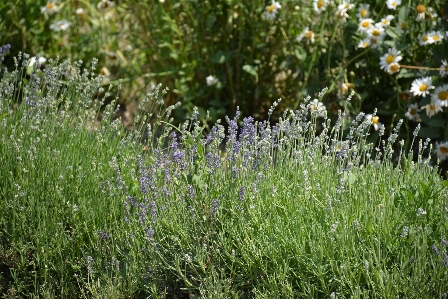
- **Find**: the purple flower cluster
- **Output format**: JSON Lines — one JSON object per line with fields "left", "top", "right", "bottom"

{"left": 0, "top": 44, "right": 11, "bottom": 62}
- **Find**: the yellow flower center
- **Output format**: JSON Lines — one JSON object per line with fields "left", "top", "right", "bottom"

{"left": 372, "top": 116, "right": 379, "bottom": 124}
{"left": 268, "top": 4, "right": 275, "bottom": 13}
{"left": 391, "top": 1, "right": 397, "bottom": 7}
{"left": 372, "top": 29, "right": 381, "bottom": 36}
{"left": 419, "top": 84, "right": 428, "bottom": 92}
{"left": 361, "top": 9, "right": 367, "bottom": 17}
{"left": 305, "top": 31, "right": 313, "bottom": 39}
{"left": 422, "top": 35, "right": 428, "bottom": 41}
{"left": 400, "top": 22, "right": 406, "bottom": 29}
{"left": 433, "top": 35, "right": 439, "bottom": 41}
{"left": 410, "top": 108, "right": 417, "bottom": 115}
{"left": 362, "top": 42, "right": 368, "bottom": 47}
{"left": 343, "top": 4, "right": 349, "bottom": 8}
{"left": 318, "top": 0, "right": 324, "bottom": 8}
{"left": 429, "top": 104, "right": 436, "bottom": 111}
{"left": 47, "top": 2, "right": 54, "bottom": 9}
{"left": 390, "top": 64, "right": 400, "bottom": 73}
{"left": 440, "top": 146, "right": 448, "bottom": 154}
{"left": 362, "top": 21, "right": 370, "bottom": 28}
{"left": 438, "top": 91, "right": 448, "bottom": 101}
{"left": 382, "top": 19, "right": 388, "bottom": 25}
{"left": 386, "top": 55, "right": 395, "bottom": 64}
{"left": 416, "top": 4, "right": 426, "bottom": 13}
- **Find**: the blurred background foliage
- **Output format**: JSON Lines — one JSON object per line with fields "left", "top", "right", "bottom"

{"left": 1, "top": 0, "right": 448, "bottom": 146}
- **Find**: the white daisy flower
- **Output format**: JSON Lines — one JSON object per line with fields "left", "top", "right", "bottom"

{"left": 434, "top": 142, "right": 448, "bottom": 162}
{"left": 378, "top": 15, "right": 395, "bottom": 27}
{"left": 418, "top": 32, "right": 433, "bottom": 46}
{"left": 266, "top": 0, "right": 281, "bottom": 20}
{"left": 367, "top": 25, "right": 386, "bottom": 41}
{"left": 100, "top": 66, "right": 111, "bottom": 77}
{"left": 50, "top": 20, "right": 71, "bottom": 31}
{"left": 337, "top": 0, "right": 354, "bottom": 11}
{"left": 421, "top": 102, "right": 442, "bottom": 117}
{"left": 309, "top": 99, "right": 326, "bottom": 117}
{"left": 415, "top": 4, "right": 426, "bottom": 22}
{"left": 440, "top": 60, "right": 448, "bottom": 78}
{"left": 433, "top": 85, "right": 448, "bottom": 107}
{"left": 358, "top": 18, "right": 374, "bottom": 33}
{"left": 97, "top": 0, "right": 115, "bottom": 12}
{"left": 386, "top": 0, "right": 401, "bottom": 10}
{"left": 428, "top": 31, "right": 444, "bottom": 44}
{"left": 410, "top": 77, "right": 434, "bottom": 97}
{"left": 206, "top": 75, "right": 219, "bottom": 86}
{"left": 356, "top": 4, "right": 370, "bottom": 20}
{"left": 28, "top": 56, "right": 47, "bottom": 67}
{"left": 41, "top": 1, "right": 60, "bottom": 15}
{"left": 365, "top": 114, "right": 381, "bottom": 131}
{"left": 387, "top": 63, "right": 401, "bottom": 74}
{"left": 404, "top": 103, "right": 420, "bottom": 121}
{"left": 335, "top": 8, "right": 350, "bottom": 24}
{"left": 313, "top": 0, "right": 328, "bottom": 14}
{"left": 357, "top": 37, "right": 371, "bottom": 48}
{"left": 297, "top": 27, "right": 315, "bottom": 44}
{"left": 379, "top": 47, "right": 402, "bottom": 74}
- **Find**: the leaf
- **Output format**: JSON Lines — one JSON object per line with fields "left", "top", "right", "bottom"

{"left": 294, "top": 48, "right": 307, "bottom": 61}
{"left": 242, "top": 65, "right": 258, "bottom": 82}
{"left": 211, "top": 51, "right": 230, "bottom": 64}
{"left": 386, "top": 27, "right": 397, "bottom": 39}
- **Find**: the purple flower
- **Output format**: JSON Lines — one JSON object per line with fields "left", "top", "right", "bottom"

{"left": 433, "top": 245, "right": 440, "bottom": 255}
{"left": 442, "top": 239, "right": 448, "bottom": 247}
{"left": 239, "top": 186, "right": 245, "bottom": 201}
{"left": 188, "top": 185, "right": 195, "bottom": 199}
{"left": 98, "top": 230, "right": 111, "bottom": 240}
{"left": 212, "top": 198, "right": 219, "bottom": 214}
{"left": 145, "top": 226, "right": 154, "bottom": 241}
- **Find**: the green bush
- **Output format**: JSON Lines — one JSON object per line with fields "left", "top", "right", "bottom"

{"left": 1, "top": 49, "right": 448, "bottom": 298}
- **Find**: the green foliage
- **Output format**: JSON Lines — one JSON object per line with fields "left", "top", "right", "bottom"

{"left": 1, "top": 53, "right": 448, "bottom": 298}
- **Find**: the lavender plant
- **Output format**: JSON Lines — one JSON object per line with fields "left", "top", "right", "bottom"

{"left": 1, "top": 50, "right": 448, "bottom": 298}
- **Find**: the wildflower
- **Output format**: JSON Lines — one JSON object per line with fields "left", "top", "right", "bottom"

{"left": 440, "top": 60, "right": 448, "bottom": 77}
{"left": 435, "top": 142, "right": 448, "bottom": 161}
{"left": 358, "top": 18, "right": 374, "bottom": 33}
{"left": 433, "top": 85, "right": 448, "bottom": 107}
{"left": 386, "top": 0, "right": 401, "bottom": 10}
{"left": 366, "top": 114, "right": 380, "bottom": 131}
{"left": 206, "top": 75, "right": 219, "bottom": 86}
{"left": 28, "top": 56, "right": 47, "bottom": 67}
{"left": 97, "top": 0, "right": 115, "bottom": 12}
{"left": 356, "top": 4, "right": 370, "bottom": 20}
{"left": 379, "top": 47, "right": 402, "bottom": 74}
{"left": 297, "top": 27, "right": 315, "bottom": 44}
{"left": 313, "top": 0, "right": 328, "bottom": 14}
{"left": 337, "top": 1, "right": 354, "bottom": 11}
{"left": 421, "top": 102, "right": 442, "bottom": 117}
{"left": 105, "top": 51, "right": 120, "bottom": 66}
{"left": 378, "top": 15, "right": 395, "bottom": 27}
{"left": 339, "top": 82, "right": 354, "bottom": 97}
{"left": 335, "top": 8, "right": 350, "bottom": 24}
{"left": 100, "top": 66, "right": 110, "bottom": 77}
{"left": 428, "top": 31, "right": 444, "bottom": 44}
{"left": 415, "top": 4, "right": 426, "bottom": 22}
{"left": 418, "top": 32, "right": 433, "bottom": 46}
{"left": 416, "top": 207, "right": 427, "bottom": 216}
{"left": 41, "top": 1, "right": 60, "bottom": 15}
{"left": 211, "top": 199, "right": 219, "bottom": 214}
{"left": 367, "top": 25, "right": 386, "bottom": 41}
{"left": 49, "top": 20, "right": 71, "bottom": 31}
{"left": 399, "top": 90, "right": 412, "bottom": 101}
{"left": 266, "top": 1, "right": 281, "bottom": 20}
{"left": 309, "top": 99, "right": 326, "bottom": 117}
{"left": 410, "top": 77, "right": 434, "bottom": 97}
{"left": 76, "top": 8, "right": 85, "bottom": 15}
{"left": 357, "top": 37, "right": 371, "bottom": 48}
{"left": 404, "top": 104, "right": 420, "bottom": 121}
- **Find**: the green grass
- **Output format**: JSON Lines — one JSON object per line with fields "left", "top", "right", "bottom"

{"left": 1, "top": 54, "right": 448, "bottom": 298}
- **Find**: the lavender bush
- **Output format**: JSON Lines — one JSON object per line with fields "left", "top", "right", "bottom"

{"left": 1, "top": 51, "right": 448, "bottom": 298}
